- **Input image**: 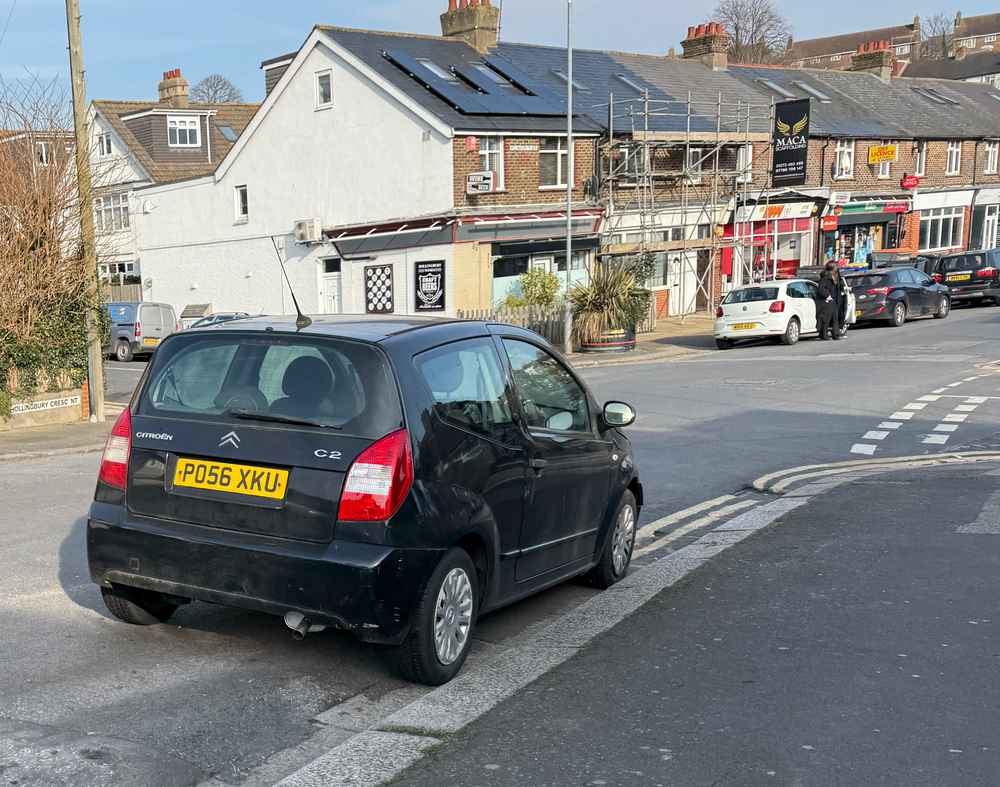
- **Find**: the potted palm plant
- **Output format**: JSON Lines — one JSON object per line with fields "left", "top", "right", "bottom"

{"left": 570, "top": 260, "right": 651, "bottom": 353}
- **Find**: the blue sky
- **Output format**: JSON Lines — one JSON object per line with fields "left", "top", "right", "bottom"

{"left": 0, "top": 1, "right": 997, "bottom": 102}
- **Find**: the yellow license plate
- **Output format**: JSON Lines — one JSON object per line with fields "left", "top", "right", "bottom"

{"left": 733, "top": 322, "right": 756, "bottom": 331}
{"left": 947, "top": 274, "right": 971, "bottom": 282}
{"left": 173, "top": 458, "right": 289, "bottom": 500}
{"left": 142, "top": 337, "right": 160, "bottom": 347}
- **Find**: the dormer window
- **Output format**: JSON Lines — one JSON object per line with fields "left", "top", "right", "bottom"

{"left": 167, "top": 116, "right": 200, "bottom": 147}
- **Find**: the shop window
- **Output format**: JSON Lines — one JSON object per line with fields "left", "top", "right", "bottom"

{"left": 493, "top": 256, "right": 529, "bottom": 279}
{"left": 920, "top": 207, "right": 964, "bottom": 252}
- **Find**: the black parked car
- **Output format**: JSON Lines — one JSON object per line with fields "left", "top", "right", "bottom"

{"left": 936, "top": 249, "right": 1000, "bottom": 305}
{"left": 846, "top": 266, "right": 951, "bottom": 326}
{"left": 88, "top": 317, "right": 642, "bottom": 685}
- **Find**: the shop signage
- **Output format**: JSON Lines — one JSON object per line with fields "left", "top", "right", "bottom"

{"left": 884, "top": 201, "right": 910, "bottom": 214}
{"left": 868, "top": 144, "right": 898, "bottom": 165}
{"left": 820, "top": 215, "right": 839, "bottom": 232}
{"left": 510, "top": 143, "right": 539, "bottom": 152}
{"left": 901, "top": 174, "right": 921, "bottom": 190}
{"left": 841, "top": 200, "right": 911, "bottom": 215}
{"left": 466, "top": 171, "right": 495, "bottom": 195}
{"left": 364, "top": 264, "right": 394, "bottom": 314}
{"left": 11, "top": 394, "right": 81, "bottom": 416}
{"left": 829, "top": 191, "right": 852, "bottom": 206}
{"left": 414, "top": 261, "right": 446, "bottom": 312}
{"left": 771, "top": 98, "right": 811, "bottom": 187}
{"left": 735, "top": 202, "right": 815, "bottom": 222}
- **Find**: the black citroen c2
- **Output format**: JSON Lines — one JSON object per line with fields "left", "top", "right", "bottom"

{"left": 88, "top": 317, "right": 642, "bottom": 685}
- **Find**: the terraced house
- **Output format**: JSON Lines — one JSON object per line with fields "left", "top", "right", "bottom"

{"left": 104, "top": 4, "right": 1000, "bottom": 321}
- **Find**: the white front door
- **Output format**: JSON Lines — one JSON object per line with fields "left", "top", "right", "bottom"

{"left": 983, "top": 205, "right": 1000, "bottom": 251}
{"left": 320, "top": 273, "right": 342, "bottom": 314}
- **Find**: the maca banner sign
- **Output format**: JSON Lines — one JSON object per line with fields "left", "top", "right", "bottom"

{"left": 771, "top": 98, "right": 811, "bottom": 187}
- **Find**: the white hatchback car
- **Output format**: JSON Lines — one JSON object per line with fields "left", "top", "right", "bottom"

{"left": 714, "top": 279, "right": 855, "bottom": 349}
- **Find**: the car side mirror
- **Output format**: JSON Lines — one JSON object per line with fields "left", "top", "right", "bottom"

{"left": 603, "top": 401, "right": 636, "bottom": 428}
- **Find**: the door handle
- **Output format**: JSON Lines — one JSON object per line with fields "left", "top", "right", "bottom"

{"left": 530, "top": 459, "right": 548, "bottom": 473}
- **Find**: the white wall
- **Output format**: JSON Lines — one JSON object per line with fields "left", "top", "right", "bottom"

{"left": 135, "top": 35, "right": 455, "bottom": 318}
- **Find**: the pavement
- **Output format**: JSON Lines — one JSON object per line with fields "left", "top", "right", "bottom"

{"left": 2, "top": 305, "right": 1000, "bottom": 785}
{"left": 394, "top": 461, "right": 1000, "bottom": 787}
{"left": 0, "top": 420, "right": 111, "bottom": 462}
{"left": 568, "top": 314, "right": 716, "bottom": 368}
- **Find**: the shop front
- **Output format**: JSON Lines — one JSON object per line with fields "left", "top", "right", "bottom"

{"left": 722, "top": 201, "right": 818, "bottom": 286}
{"left": 819, "top": 197, "right": 911, "bottom": 269}
{"left": 971, "top": 188, "right": 1000, "bottom": 251}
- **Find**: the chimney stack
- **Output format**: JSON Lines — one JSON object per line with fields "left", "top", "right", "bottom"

{"left": 440, "top": 0, "right": 500, "bottom": 53}
{"left": 158, "top": 68, "right": 189, "bottom": 107}
{"left": 680, "top": 21, "right": 730, "bottom": 70}
{"left": 850, "top": 40, "right": 896, "bottom": 82}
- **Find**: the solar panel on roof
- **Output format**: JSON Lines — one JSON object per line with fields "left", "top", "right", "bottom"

{"left": 924, "top": 87, "right": 960, "bottom": 106}
{"left": 756, "top": 78, "right": 796, "bottom": 99}
{"left": 383, "top": 49, "right": 492, "bottom": 114}
{"left": 793, "top": 82, "right": 832, "bottom": 103}
{"left": 452, "top": 64, "right": 536, "bottom": 115}
{"left": 482, "top": 55, "right": 564, "bottom": 102}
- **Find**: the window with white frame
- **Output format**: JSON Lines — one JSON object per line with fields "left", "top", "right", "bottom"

{"left": 315, "top": 69, "right": 333, "bottom": 109}
{"left": 99, "top": 261, "right": 137, "bottom": 282}
{"left": 915, "top": 141, "right": 927, "bottom": 176}
{"left": 834, "top": 139, "right": 855, "bottom": 179}
{"left": 736, "top": 143, "right": 753, "bottom": 183}
{"left": 686, "top": 147, "right": 703, "bottom": 183}
{"left": 478, "top": 137, "right": 504, "bottom": 190}
{"left": 97, "top": 132, "right": 113, "bottom": 158}
{"left": 986, "top": 141, "right": 999, "bottom": 174}
{"left": 877, "top": 141, "right": 892, "bottom": 179}
{"left": 540, "top": 137, "right": 569, "bottom": 188}
{"left": 35, "top": 141, "right": 50, "bottom": 166}
{"left": 896, "top": 44, "right": 911, "bottom": 55}
{"left": 622, "top": 144, "right": 645, "bottom": 181}
{"left": 920, "top": 206, "right": 964, "bottom": 251}
{"left": 167, "top": 116, "right": 200, "bottom": 147}
{"left": 234, "top": 185, "right": 249, "bottom": 222}
{"left": 947, "top": 140, "right": 962, "bottom": 175}
{"left": 94, "top": 193, "right": 130, "bottom": 233}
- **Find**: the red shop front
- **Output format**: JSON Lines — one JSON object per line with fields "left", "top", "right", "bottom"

{"left": 721, "top": 213, "right": 816, "bottom": 287}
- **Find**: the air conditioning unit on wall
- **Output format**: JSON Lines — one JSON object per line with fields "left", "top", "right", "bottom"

{"left": 294, "top": 218, "right": 322, "bottom": 244}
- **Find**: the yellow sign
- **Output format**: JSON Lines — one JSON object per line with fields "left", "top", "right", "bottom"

{"left": 868, "top": 144, "right": 898, "bottom": 165}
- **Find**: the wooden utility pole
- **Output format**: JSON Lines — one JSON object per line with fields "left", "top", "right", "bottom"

{"left": 65, "top": 0, "right": 105, "bottom": 422}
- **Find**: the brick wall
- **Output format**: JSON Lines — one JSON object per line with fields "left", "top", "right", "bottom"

{"left": 453, "top": 136, "right": 596, "bottom": 209}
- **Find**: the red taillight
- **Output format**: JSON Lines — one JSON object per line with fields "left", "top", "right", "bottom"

{"left": 337, "top": 429, "right": 413, "bottom": 522}
{"left": 977, "top": 267, "right": 997, "bottom": 279}
{"left": 769, "top": 300, "right": 785, "bottom": 313}
{"left": 866, "top": 287, "right": 891, "bottom": 295}
{"left": 98, "top": 408, "right": 132, "bottom": 490}
{"left": 134, "top": 320, "right": 142, "bottom": 338}
{"left": 715, "top": 306, "right": 724, "bottom": 318}
{"left": 932, "top": 273, "right": 943, "bottom": 283}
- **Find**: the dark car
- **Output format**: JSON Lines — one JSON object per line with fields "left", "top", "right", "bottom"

{"left": 936, "top": 250, "right": 1000, "bottom": 305}
{"left": 910, "top": 254, "right": 943, "bottom": 278}
{"left": 88, "top": 317, "right": 642, "bottom": 685}
{"left": 188, "top": 312, "right": 252, "bottom": 329}
{"left": 846, "top": 267, "right": 951, "bottom": 326}
{"left": 104, "top": 302, "right": 180, "bottom": 362}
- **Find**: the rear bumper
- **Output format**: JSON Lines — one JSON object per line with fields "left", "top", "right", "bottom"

{"left": 854, "top": 298, "right": 890, "bottom": 321}
{"left": 949, "top": 285, "right": 1000, "bottom": 301}
{"left": 714, "top": 316, "right": 786, "bottom": 340}
{"left": 87, "top": 502, "right": 444, "bottom": 644}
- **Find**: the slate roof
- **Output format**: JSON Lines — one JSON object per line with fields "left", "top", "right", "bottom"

{"left": 787, "top": 24, "right": 917, "bottom": 61}
{"left": 957, "top": 13, "right": 1000, "bottom": 38}
{"left": 904, "top": 50, "right": 1000, "bottom": 80}
{"left": 92, "top": 99, "right": 259, "bottom": 185}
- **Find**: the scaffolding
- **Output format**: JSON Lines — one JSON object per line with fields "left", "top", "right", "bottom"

{"left": 598, "top": 91, "right": 777, "bottom": 316}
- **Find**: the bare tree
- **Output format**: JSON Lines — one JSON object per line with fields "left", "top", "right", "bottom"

{"left": 713, "top": 0, "right": 791, "bottom": 64}
{"left": 922, "top": 13, "right": 954, "bottom": 60}
{"left": 190, "top": 74, "right": 244, "bottom": 104}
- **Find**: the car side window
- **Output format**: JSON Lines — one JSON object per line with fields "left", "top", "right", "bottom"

{"left": 804, "top": 281, "right": 818, "bottom": 298}
{"left": 785, "top": 283, "right": 803, "bottom": 298}
{"left": 502, "top": 339, "right": 590, "bottom": 433}
{"left": 415, "top": 338, "right": 516, "bottom": 443}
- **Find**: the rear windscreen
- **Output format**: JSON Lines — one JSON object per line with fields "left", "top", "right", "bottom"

{"left": 848, "top": 274, "right": 888, "bottom": 290}
{"left": 724, "top": 287, "right": 778, "bottom": 304}
{"left": 939, "top": 254, "right": 986, "bottom": 273}
{"left": 137, "top": 334, "right": 403, "bottom": 437}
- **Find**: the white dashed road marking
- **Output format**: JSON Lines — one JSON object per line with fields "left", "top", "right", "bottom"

{"left": 944, "top": 414, "right": 969, "bottom": 423}
{"left": 923, "top": 435, "right": 950, "bottom": 445}
{"left": 935, "top": 424, "right": 960, "bottom": 433}
{"left": 967, "top": 397, "right": 989, "bottom": 404}
{"left": 904, "top": 402, "right": 928, "bottom": 411}
{"left": 891, "top": 412, "right": 916, "bottom": 421}
{"left": 955, "top": 404, "right": 979, "bottom": 412}
{"left": 879, "top": 421, "right": 903, "bottom": 430}
{"left": 864, "top": 431, "right": 890, "bottom": 441}
{"left": 919, "top": 395, "right": 942, "bottom": 402}
{"left": 851, "top": 444, "right": 878, "bottom": 456}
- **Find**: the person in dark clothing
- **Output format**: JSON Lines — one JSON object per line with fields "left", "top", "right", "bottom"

{"left": 816, "top": 270, "right": 838, "bottom": 340}
{"left": 826, "top": 262, "right": 844, "bottom": 340}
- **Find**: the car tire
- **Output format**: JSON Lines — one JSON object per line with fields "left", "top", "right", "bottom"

{"left": 715, "top": 338, "right": 734, "bottom": 350}
{"left": 586, "top": 490, "right": 638, "bottom": 590}
{"left": 396, "top": 547, "right": 478, "bottom": 686}
{"left": 115, "top": 341, "right": 133, "bottom": 363}
{"left": 781, "top": 317, "right": 800, "bottom": 346}
{"left": 934, "top": 296, "right": 950, "bottom": 319}
{"left": 889, "top": 301, "right": 907, "bottom": 327}
{"left": 101, "top": 584, "right": 178, "bottom": 625}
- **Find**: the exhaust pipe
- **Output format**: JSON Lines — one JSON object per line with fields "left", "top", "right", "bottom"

{"left": 284, "top": 611, "right": 327, "bottom": 640}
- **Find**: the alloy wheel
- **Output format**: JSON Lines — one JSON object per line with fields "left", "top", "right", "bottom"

{"left": 611, "top": 503, "right": 636, "bottom": 576}
{"left": 433, "top": 568, "right": 473, "bottom": 666}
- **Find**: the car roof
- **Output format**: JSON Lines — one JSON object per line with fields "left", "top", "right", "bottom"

{"left": 199, "top": 314, "right": 466, "bottom": 342}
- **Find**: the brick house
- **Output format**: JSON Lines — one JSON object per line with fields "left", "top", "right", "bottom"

{"left": 786, "top": 18, "right": 921, "bottom": 70}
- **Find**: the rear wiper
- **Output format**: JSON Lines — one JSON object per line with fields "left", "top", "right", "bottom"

{"left": 225, "top": 409, "right": 342, "bottom": 430}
